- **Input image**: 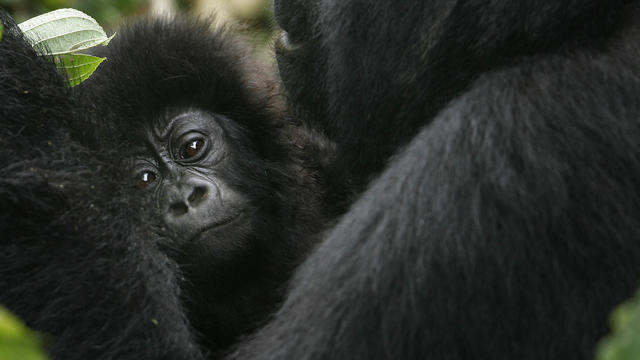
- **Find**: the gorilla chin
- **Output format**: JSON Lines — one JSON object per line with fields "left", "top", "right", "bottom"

{"left": 190, "top": 210, "right": 246, "bottom": 245}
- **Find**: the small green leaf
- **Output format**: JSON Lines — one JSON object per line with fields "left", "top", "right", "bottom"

{"left": 55, "top": 53, "right": 105, "bottom": 87}
{"left": 0, "top": 23, "right": 4, "bottom": 42}
{"left": 596, "top": 289, "right": 640, "bottom": 360}
{"left": 18, "top": 8, "right": 113, "bottom": 55}
{"left": 0, "top": 306, "right": 48, "bottom": 360}
{"left": 17, "top": 9, "right": 114, "bottom": 85}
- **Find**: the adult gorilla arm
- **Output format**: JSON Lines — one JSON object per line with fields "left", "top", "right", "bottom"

{"left": 0, "top": 13, "right": 204, "bottom": 360}
{"left": 274, "top": 0, "right": 640, "bottom": 188}
{"left": 231, "top": 7, "right": 640, "bottom": 360}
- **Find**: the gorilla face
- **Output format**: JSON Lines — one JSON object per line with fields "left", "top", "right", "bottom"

{"left": 128, "top": 110, "right": 253, "bottom": 258}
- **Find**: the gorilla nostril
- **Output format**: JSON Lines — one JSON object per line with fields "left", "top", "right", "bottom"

{"left": 188, "top": 186, "right": 207, "bottom": 207}
{"left": 169, "top": 201, "right": 188, "bottom": 217}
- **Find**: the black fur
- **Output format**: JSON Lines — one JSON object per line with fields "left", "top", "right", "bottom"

{"left": 0, "top": 12, "right": 203, "bottom": 360}
{"left": 228, "top": 0, "right": 640, "bottom": 359}
{"left": 0, "top": 13, "right": 343, "bottom": 359}
{"left": 3, "top": 0, "right": 640, "bottom": 358}
{"left": 78, "top": 17, "right": 345, "bottom": 355}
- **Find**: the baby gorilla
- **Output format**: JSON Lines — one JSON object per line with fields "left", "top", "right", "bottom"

{"left": 79, "top": 17, "right": 345, "bottom": 355}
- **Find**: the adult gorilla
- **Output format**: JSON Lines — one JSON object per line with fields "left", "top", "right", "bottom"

{"left": 2, "top": 0, "right": 640, "bottom": 359}
{"left": 230, "top": 0, "right": 640, "bottom": 359}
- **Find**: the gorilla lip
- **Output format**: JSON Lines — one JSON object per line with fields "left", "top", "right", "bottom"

{"left": 187, "top": 211, "right": 244, "bottom": 244}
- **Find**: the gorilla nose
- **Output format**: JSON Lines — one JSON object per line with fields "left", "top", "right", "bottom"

{"left": 168, "top": 186, "right": 207, "bottom": 217}
{"left": 162, "top": 176, "right": 216, "bottom": 235}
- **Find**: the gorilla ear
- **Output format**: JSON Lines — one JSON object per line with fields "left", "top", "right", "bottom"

{"left": 17, "top": 8, "right": 114, "bottom": 87}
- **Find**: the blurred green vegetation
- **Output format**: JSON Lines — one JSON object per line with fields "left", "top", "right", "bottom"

{"left": 0, "top": 307, "right": 47, "bottom": 360}
{"left": 597, "top": 289, "right": 640, "bottom": 360}
{"left": 0, "top": 0, "right": 146, "bottom": 28}
{"left": 1, "top": 0, "right": 274, "bottom": 50}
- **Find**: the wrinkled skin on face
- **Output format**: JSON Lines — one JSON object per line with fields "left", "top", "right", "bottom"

{"left": 118, "top": 107, "right": 297, "bottom": 351}
{"left": 129, "top": 110, "right": 250, "bottom": 253}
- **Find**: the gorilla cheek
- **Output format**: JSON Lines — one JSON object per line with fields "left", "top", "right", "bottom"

{"left": 182, "top": 214, "right": 258, "bottom": 273}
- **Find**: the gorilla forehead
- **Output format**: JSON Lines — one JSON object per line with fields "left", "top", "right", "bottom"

{"left": 80, "top": 16, "right": 284, "bottom": 157}
{"left": 111, "top": 108, "right": 246, "bottom": 163}
{"left": 146, "top": 109, "right": 225, "bottom": 144}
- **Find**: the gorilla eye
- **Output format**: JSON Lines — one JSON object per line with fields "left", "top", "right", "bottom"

{"left": 136, "top": 171, "right": 157, "bottom": 188}
{"left": 180, "top": 139, "right": 205, "bottom": 160}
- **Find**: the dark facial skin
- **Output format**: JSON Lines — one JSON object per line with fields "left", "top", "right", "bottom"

{"left": 129, "top": 110, "right": 249, "bottom": 250}
{"left": 126, "top": 108, "right": 292, "bottom": 352}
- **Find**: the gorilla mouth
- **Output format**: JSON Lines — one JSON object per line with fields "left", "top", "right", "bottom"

{"left": 188, "top": 211, "right": 244, "bottom": 244}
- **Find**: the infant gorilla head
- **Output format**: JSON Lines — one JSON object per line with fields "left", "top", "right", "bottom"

{"left": 131, "top": 109, "right": 250, "bottom": 251}
{"left": 79, "top": 17, "right": 343, "bottom": 353}
{"left": 127, "top": 108, "right": 266, "bottom": 267}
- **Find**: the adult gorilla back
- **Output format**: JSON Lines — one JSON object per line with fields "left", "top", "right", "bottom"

{"left": 230, "top": 0, "right": 640, "bottom": 359}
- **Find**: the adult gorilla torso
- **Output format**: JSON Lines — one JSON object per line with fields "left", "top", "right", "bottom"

{"left": 229, "top": 0, "right": 640, "bottom": 359}
{"left": 2, "top": 1, "right": 640, "bottom": 359}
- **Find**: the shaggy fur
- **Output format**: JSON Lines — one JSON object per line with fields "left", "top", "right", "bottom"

{"left": 229, "top": 0, "right": 640, "bottom": 359}
{"left": 78, "top": 17, "right": 346, "bottom": 355}
{"left": 0, "top": 13, "right": 344, "bottom": 359}
{"left": 0, "top": 12, "right": 203, "bottom": 360}
{"left": 4, "top": 0, "right": 640, "bottom": 359}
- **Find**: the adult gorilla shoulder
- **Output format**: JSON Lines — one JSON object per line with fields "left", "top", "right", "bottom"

{"left": 230, "top": 0, "right": 640, "bottom": 359}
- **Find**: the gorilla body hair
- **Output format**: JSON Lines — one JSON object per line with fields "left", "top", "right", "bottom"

{"left": 3, "top": 0, "right": 640, "bottom": 359}
{"left": 231, "top": 0, "right": 640, "bottom": 359}
{"left": 0, "top": 13, "right": 344, "bottom": 359}
{"left": 0, "top": 12, "right": 204, "bottom": 360}
{"left": 78, "top": 17, "right": 347, "bottom": 355}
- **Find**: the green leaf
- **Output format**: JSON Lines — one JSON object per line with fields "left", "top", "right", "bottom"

{"left": 0, "top": 23, "right": 3, "bottom": 42}
{"left": 0, "top": 307, "right": 48, "bottom": 360}
{"left": 55, "top": 53, "right": 106, "bottom": 87}
{"left": 596, "top": 289, "right": 640, "bottom": 360}
{"left": 17, "top": 8, "right": 114, "bottom": 56}
{"left": 16, "top": 9, "right": 115, "bottom": 86}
